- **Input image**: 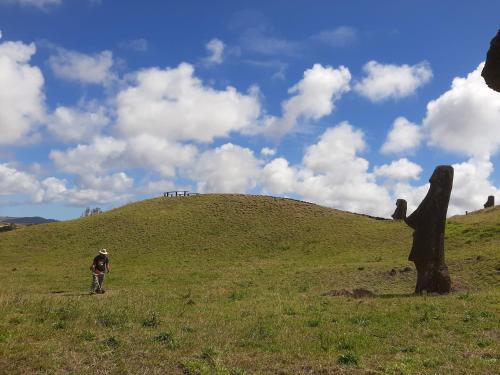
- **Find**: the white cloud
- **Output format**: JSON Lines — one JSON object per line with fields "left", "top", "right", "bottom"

{"left": 204, "top": 38, "right": 225, "bottom": 65}
{"left": 355, "top": 60, "right": 432, "bottom": 102}
{"left": 310, "top": 26, "right": 358, "bottom": 47}
{"left": 77, "top": 172, "right": 133, "bottom": 193}
{"left": 138, "top": 179, "right": 175, "bottom": 195}
{"left": 0, "top": 163, "right": 40, "bottom": 196}
{"left": 34, "top": 173, "right": 133, "bottom": 206}
{"left": 0, "top": 0, "right": 61, "bottom": 8}
{"left": 260, "top": 147, "right": 276, "bottom": 157}
{"left": 259, "top": 122, "right": 393, "bottom": 216}
{"left": 374, "top": 158, "right": 422, "bottom": 181}
{"left": 381, "top": 116, "right": 422, "bottom": 154}
{"left": 448, "top": 157, "right": 499, "bottom": 215}
{"left": 423, "top": 63, "right": 500, "bottom": 157}
{"left": 189, "top": 143, "right": 261, "bottom": 193}
{"left": 47, "top": 101, "right": 109, "bottom": 142}
{"left": 48, "top": 48, "right": 115, "bottom": 84}
{"left": 116, "top": 63, "right": 261, "bottom": 143}
{"left": 0, "top": 41, "right": 45, "bottom": 145}
{"left": 126, "top": 134, "right": 197, "bottom": 177}
{"left": 303, "top": 122, "right": 367, "bottom": 178}
{"left": 261, "top": 157, "right": 297, "bottom": 195}
{"left": 262, "top": 64, "right": 351, "bottom": 137}
{"left": 50, "top": 134, "right": 198, "bottom": 179}
{"left": 298, "top": 123, "right": 392, "bottom": 216}
{"left": 50, "top": 136, "right": 127, "bottom": 175}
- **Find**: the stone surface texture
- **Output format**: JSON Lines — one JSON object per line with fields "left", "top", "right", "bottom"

{"left": 405, "top": 165, "right": 454, "bottom": 294}
{"left": 484, "top": 195, "right": 495, "bottom": 208}
{"left": 482, "top": 30, "right": 500, "bottom": 92}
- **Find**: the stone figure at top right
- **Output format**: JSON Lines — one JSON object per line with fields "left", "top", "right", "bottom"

{"left": 482, "top": 29, "right": 500, "bottom": 92}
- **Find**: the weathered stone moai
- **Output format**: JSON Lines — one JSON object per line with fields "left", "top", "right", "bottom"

{"left": 391, "top": 199, "right": 407, "bottom": 220}
{"left": 482, "top": 30, "right": 500, "bottom": 92}
{"left": 404, "top": 165, "right": 453, "bottom": 294}
{"left": 484, "top": 195, "right": 495, "bottom": 208}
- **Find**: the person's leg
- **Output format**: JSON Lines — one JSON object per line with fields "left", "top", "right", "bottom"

{"left": 98, "top": 274, "right": 105, "bottom": 293}
{"left": 90, "top": 274, "right": 98, "bottom": 294}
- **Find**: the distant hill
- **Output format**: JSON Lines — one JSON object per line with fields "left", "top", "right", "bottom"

{"left": 0, "top": 216, "right": 58, "bottom": 225}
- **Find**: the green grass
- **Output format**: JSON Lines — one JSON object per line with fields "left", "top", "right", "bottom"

{"left": 0, "top": 194, "right": 498, "bottom": 374}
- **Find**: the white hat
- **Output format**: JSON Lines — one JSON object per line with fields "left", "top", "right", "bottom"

{"left": 99, "top": 248, "right": 108, "bottom": 255}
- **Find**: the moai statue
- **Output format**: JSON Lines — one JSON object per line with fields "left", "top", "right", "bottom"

{"left": 391, "top": 199, "right": 407, "bottom": 220}
{"left": 482, "top": 30, "right": 500, "bottom": 92}
{"left": 484, "top": 195, "right": 495, "bottom": 208}
{"left": 405, "top": 166, "right": 453, "bottom": 294}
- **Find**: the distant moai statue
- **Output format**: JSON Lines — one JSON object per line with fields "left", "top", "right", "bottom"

{"left": 482, "top": 30, "right": 500, "bottom": 92}
{"left": 405, "top": 165, "right": 453, "bottom": 294}
{"left": 484, "top": 195, "right": 495, "bottom": 208}
{"left": 391, "top": 199, "right": 407, "bottom": 220}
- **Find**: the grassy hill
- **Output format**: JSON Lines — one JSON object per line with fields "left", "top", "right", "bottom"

{"left": 0, "top": 195, "right": 498, "bottom": 374}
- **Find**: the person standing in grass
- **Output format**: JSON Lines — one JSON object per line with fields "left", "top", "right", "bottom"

{"left": 90, "top": 249, "right": 110, "bottom": 294}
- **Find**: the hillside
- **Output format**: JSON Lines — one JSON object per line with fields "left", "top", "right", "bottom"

{"left": 0, "top": 216, "right": 58, "bottom": 225}
{"left": 0, "top": 195, "right": 498, "bottom": 374}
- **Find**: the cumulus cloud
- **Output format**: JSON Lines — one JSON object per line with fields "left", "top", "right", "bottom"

{"left": 47, "top": 101, "right": 110, "bottom": 142}
{"left": 355, "top": 60, "right": 432, "bottom": 102}
{"left": 189, "top": 143, "right": 261, "bottom": 193}
{"left": 204, "top": 38, "right": 225, "bottom": 65}
{"left": 0, "top": 41, "right": 45, "bottom": 145}
{"left": 116, "top": 63, "right": 260, "bottom": 143}
{"left": 260, "top": 122, "right": 393, "bottom": 216}
{"left": 262, "top": 64, "right": 351, "bottom": 137}
{"left": 0, "top": 163, "right": 132, "bottom": 206}
{"left": 374, "top": 158, "right": 422, "bottom": 181}
{"left": 50, "top": 136, "right": 127, "bottom": 175}
{"left": 126, "top": 134, "right": 197, "bottom": 177}
{"left": 35, "top": 174, "right": 133, "bottom": 206}
{"left": 261, "top": 157, "right": 297, "bottom": 195}
{"left": 381, "top": 117, "right": 422, "bottom": 154}
{"left": 260, "top": 147, "right": 276, "bottom": 157}
{"left": 48, "top": 48, "right": 115, "bottom": 84}
{"left": 303, "top": 122, "right": 367, "bottom": 178}
{"left": 423, "top": 63, "right": 500, "bottom": 157}
{"left": 50, "top": 134, "right": 197, "bottom": 178}
{"left": 0, "top": 163, "right": 40, "bottom": 196}
{"left": 448, "top": 157, "right": 499, "bottom": 215}
{"left": 138, "top": 179, "right": 176, "bottom": 195}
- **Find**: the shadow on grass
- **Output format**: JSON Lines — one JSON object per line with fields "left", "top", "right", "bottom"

{"left": 376, "top": 293, "right": 416, "bottom": 298}
{"left": 48, "top": 291, "right": 93, "bottom": 297}
{"left": 323, "top": 288, "right": 417, "bottom": 299}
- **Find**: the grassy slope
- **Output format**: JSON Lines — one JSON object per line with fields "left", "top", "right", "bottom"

{"left": 0, "top": 195, "right": 498, "bottom": 374}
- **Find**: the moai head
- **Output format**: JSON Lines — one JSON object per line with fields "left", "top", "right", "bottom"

{"left": 482, "top": 30, "right": 500, "bottom": 92}
{"left": 484, "top": 195, "right": 495, "bottom": 208}
{"left": 391, "top": 199, "right": 407, "bottom": 220}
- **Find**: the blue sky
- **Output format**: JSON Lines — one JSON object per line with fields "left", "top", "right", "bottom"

{"left": 0, "top": 0, "right": 499, "bottom": 220}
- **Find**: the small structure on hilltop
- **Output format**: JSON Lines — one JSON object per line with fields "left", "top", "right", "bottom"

{"left": 404, "top": 165, "right": 453, "bottom": 294}
{"left": 484, "top": 195, "right": 495, "bottom": 208}
{"left": 482, "top": 30, "right": 500, "bottom": 92}
{"left": 163, "top": 191, "right": 199, "bottom": 197}
{"left": 391, "top": 199, "right": 407, "bottom": 220}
